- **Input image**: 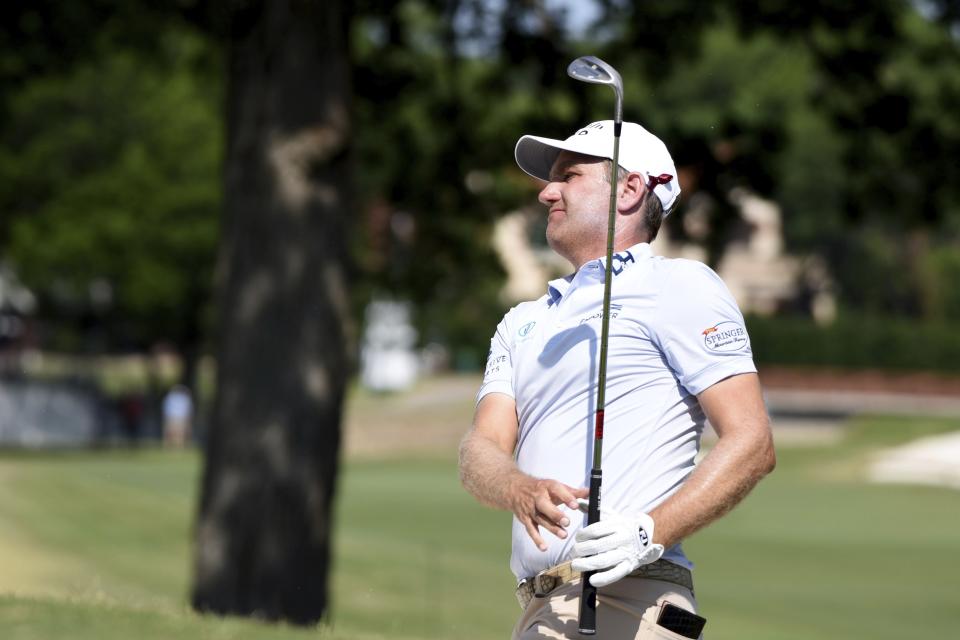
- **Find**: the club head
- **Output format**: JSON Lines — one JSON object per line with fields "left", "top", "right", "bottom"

{"left": 567, "top": 56, "right": 623, "bottom": 123}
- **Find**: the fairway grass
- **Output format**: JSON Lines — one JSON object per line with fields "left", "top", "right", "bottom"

{"left": 1, "top": 413, "right": 958, "bottom": 639}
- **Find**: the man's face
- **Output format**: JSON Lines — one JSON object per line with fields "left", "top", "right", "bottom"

{"left": 539, "top": 151, "right": 611, "bottom": 264}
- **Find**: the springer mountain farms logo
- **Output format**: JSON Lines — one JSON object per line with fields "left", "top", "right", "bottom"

{"left": 702, "top": 321, "right": 748, "bottom": 352}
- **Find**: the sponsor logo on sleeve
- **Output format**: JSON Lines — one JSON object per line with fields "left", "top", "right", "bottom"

{"left": 518, "top": 321, "right": 536, "bottom": 338}
{"left": 702, "top": 321, "right": 748, "bottom": 352}
{"left": 484, "top": 354, "right": 508, "bottom": 377}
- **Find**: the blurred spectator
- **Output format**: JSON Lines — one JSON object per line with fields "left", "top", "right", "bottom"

{"left": 118, "top": 392, "right": 145, "bottom": 445}
{"left": 162, "top": 385, "right": 193, "bottom": 448}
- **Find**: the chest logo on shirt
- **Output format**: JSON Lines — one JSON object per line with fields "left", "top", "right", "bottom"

{"left": 611, "top": 250, "right": 635, "bottom": 276}
{"left": 579, "top": 303, "right": 623, "bottom": 325}
{"left": 702, "top": 321, "right": 748, "bottom": 352}
{"left": 518, "top": 321, "right": 537, "bottom": 338}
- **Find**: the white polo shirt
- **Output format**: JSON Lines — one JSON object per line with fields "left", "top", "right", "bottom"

{"left": 477, "top": 243, "right": 757, "bottom": 580}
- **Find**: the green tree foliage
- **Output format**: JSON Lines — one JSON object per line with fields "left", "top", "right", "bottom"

{"left": 582, "top": 1, "right": 960, "bottom": 320}
{"left": 347, "top": 2, "right": 609, "bottom": 363}
{"left": 801, "top": 4, "right": 960, "bottom": 319}
{"left": 3, "top": 0, "right": 960, "bottom": 361}
{"left": 0, "top": 28, "right": 221, "bottom": 351}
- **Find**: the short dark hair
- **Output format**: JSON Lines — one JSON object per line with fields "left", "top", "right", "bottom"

{"left": 603, "top": 160, "right": 664, "bottom": 242}
{"left": 643, "top": 195, "right": 664, "bottom": 241}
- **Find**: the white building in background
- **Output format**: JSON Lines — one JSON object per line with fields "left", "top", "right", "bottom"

{"left": 491, "top": 189, "right": 836, "bottom": 323}
{"left": 360, "top": 299, "right": 419, "bottom": 392}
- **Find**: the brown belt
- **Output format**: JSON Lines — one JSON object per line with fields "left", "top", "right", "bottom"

{"left": 515, "top": 559, "right": 694, "bottom": 610}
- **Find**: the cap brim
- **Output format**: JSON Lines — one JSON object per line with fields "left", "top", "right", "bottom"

{"left": 514, "top": 135, "right": 570, "bottom": 182}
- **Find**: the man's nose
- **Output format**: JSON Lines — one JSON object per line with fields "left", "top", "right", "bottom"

{"left": 538, "top": 182, "right": 560, "bottom": 206}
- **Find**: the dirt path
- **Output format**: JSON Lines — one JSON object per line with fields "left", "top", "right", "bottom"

{"left": 342, "top": 374, "right": 480, "bottom": 459}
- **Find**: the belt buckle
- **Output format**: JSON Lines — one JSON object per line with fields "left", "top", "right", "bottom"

{"left": 533, "top": 573, "right": 559, "bottom": 598}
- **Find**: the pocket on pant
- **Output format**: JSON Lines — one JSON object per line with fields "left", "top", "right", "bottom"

{"left": 637, "top": 601, "right": 706, "bottom": 640}
{"left": 639, "top": 618, "right": 703, "bottom": 640}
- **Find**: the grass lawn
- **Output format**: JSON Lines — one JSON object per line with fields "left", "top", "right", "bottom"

{"left": 0, "top": 407, "right": 958, "bottom": 638}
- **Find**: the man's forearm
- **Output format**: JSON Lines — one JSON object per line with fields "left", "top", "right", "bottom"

{"left": 650, "top": 428, "right": 775, "bottom": 549}
{"left": 459, "top": 428, "right": 590, "bottom": 549}
{"left": 458, "top": 430, "right": 525, "bottom": 510}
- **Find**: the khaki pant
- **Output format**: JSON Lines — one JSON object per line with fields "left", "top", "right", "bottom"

{"left": 163, "top": 418, "right": 190, "bottom": 448}
{"left": 512, "top": 576, "right": 701, "bottom": 640}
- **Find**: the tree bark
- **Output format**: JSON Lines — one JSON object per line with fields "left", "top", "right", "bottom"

{"left": 191, "top": 0, "right": 351, "bottom": 624}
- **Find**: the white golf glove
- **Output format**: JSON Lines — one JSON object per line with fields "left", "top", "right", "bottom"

{"left": 570, "top": 507, "right": 664, "bottom": 588}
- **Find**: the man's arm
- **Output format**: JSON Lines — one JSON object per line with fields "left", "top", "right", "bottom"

{"left": 459, "top": 392, "right": 588, "bottom": 551}
{"left": 649, "top": 372, "right": 776, "bottom": 548}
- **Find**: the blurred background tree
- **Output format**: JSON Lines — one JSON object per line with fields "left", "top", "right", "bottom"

{"left": 190, "top": 0, "right": 351, "bottom": 625}
{"left": 0, "top": 2, "right": 221, "bottom": 392}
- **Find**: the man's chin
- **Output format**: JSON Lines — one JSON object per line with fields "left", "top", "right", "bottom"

{"left": 545, "top": 230, "right": 562, "bottom": 253}
{"left": 545, "top": 233, "right": 574, "bottom": 265}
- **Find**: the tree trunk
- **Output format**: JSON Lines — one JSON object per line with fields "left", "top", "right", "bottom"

{"left": 191, "top": 0, "right": 351, "bottom": 625}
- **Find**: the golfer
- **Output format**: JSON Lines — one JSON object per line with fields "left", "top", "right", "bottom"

{"left": 459, "top": 120, "right": 776, "bottom": 639}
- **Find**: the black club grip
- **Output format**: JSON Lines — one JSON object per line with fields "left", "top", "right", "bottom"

{"left": 578, "top": 469, "right": 602, "bottom": 635}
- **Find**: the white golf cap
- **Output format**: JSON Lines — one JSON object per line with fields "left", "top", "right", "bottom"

{"left": 515, "top": 120, "right": 681, "bottom": 213}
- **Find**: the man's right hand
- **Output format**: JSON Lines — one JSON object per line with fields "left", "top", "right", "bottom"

{"left": 508, "top": 477, "right": 589, "bottom": 551}
{"left": 460, "top": 393, "right": 587, "bottom": 550}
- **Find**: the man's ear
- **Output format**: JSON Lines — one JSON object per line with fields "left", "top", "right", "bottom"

{"left": 617, "top": 172, "right": 646, "bottom": 215}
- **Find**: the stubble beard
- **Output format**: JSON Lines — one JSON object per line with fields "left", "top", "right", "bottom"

{"left": 546, "top": 199, "right": 614, "bottom": 269}
{"left": 546, "top": 211, "right": 612, "bottom": 269}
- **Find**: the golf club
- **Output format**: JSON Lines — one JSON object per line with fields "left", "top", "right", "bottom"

{"left": 567, "top": 54, "right": 623, "bottom": 637}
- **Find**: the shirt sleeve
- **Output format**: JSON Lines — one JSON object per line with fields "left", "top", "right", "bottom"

{"left": 649, "top": 260, "right": 757, "bottom": 396}
{"left": 476, "top": 309, "right": 516, "bottom": 404}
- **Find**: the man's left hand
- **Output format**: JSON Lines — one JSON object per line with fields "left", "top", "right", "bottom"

{"left": 571, "top": 509, "right": 664, "bottom": 587}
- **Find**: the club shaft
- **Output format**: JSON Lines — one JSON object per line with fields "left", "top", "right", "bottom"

{"left": 594, "top": 122, "right": 620, "bottom": 466}
{"left": 578, "top": 122, "right": 622, "bottom": 636}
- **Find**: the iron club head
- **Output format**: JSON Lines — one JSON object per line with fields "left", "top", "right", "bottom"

{"left": 567, "top": 56, "right": 623, "bottom": 124}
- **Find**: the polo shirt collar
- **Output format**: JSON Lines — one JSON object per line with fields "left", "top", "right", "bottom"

{"left": 547, "top": 242, "right": 653, "bottom": 302}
